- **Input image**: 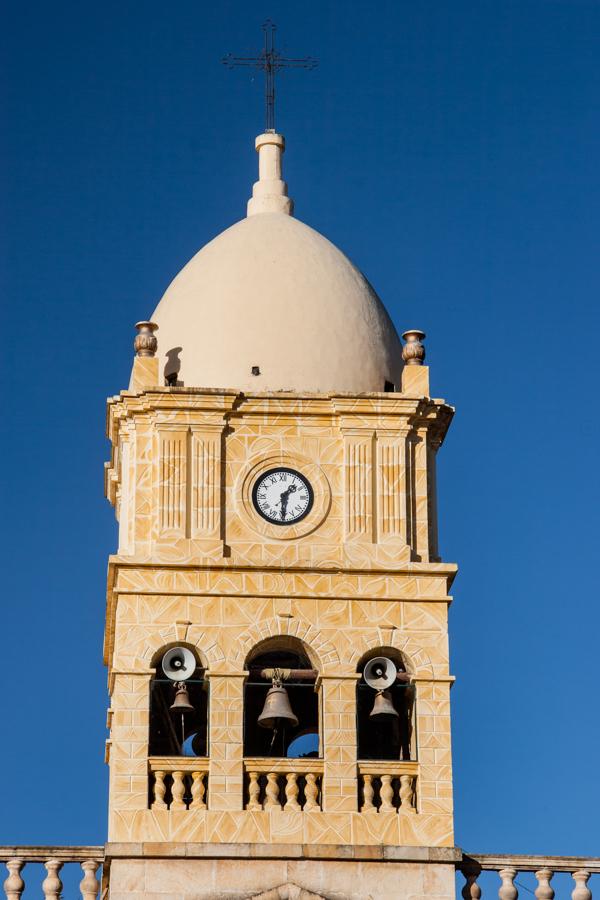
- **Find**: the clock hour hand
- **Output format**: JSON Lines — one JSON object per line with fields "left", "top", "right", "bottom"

{"left": 278, "top": 484, "right": 297, "bottom": 520}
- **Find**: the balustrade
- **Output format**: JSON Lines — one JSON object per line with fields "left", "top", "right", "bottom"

{"left": 459, "top": 855, "right": 599, "bottom": 899}
{"left": 244, "top": 758, "right": 323, "bottom": 811}
{"left": 149, "top": 757, "right": 209, "bottom": 811}
{"left": 1, "top": 849, "right": 102, "bottom": 899}
{"left": 357, "top": 761, "right": 418, "bottom": 813}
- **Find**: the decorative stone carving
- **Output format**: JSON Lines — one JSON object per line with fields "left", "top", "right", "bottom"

{"left": 152, "top": 770, "right": 168, "bottom": 809}
{"left": 284, "top": 772, "right": 301, "bottom": 811}
{"left": 361, "top": 773, "right": 375, "bottom": 813}
{"left": 379, "top": 774, "right": 394, "bottom": 812}
{"left": 134, "top": 321, "right": 158, "bottom": 358}
{"left": 170, "top": 770, "right": 186, "bottom": 809}
{"left": 399, "top": 773, "right": 416, "bottom": 812}
{"left": 251, "top": 884, "right": 328, "bottom": 900}
{"left": 264, "top": 772, "right": 280, "bottom": 809}
{"left": 402, "top": 329, "right": 426, "bottom": 366}
{"left": 534, "top": 868, "right": 554, "bottom": 900}
{"left": 498, "top": 867, "right": 518, "bottom": 900}
{"left": 3, "top": 859, "right": 25, "bottom": 900}
{"left": 190, "top": 771, "right": 207, "bottom": 809}
{"left": 303, "top": 772, "right": 320, "bottom": 811}
{"left": 571, "top": 870, "right": 591, "bottom": 900}
{"left": 247, "top": 771, "right": 262, "bottom": 810}
{"left": 80, "top": 860, "right": 100, "bottom": 900}
{"left": 460, "top": 865, "right": 482, "bottom": 900}
{"left": 42, "top": 859, "right": 63, "bottom": 900}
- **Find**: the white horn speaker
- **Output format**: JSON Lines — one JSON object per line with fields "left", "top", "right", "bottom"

{"left": 161, "top": 647, "right": 196, "bottom": 681}
{"left": 363, "top": 656, "right": 397, "bottom": 690}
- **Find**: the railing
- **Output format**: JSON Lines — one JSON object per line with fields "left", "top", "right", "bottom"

{"left": 0, "top": 847, "right": 103, "bottom": 899}
{"left": 243, "top": 758, "right": 324, "bottom": 811}
{"left": 148, "top": 756, "right": 209, "bottom": 810}
{"left": 357, "top": 761, "right": 418, "bottom": 813}
{"left": 458, "top": 854, "right": 600, "bottom": 898}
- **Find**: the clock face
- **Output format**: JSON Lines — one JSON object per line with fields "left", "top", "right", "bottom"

{"left": 252, "top": 467, "right": 314, "bottom": 526}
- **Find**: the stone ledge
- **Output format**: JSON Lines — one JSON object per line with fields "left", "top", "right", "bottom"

{"left": 0, "top": 846, "right": 103, "bottom": 862}
{"left": 104, "top": 842, "right": 461, "bottom": 864}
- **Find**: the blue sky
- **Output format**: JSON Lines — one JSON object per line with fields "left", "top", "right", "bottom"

{"left": 1, "top": 0, "right": 599, "bottom": 864}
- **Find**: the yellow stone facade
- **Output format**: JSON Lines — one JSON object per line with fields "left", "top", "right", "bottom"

{"left": 103, "top": 371, "right": 456, "bottom": 859}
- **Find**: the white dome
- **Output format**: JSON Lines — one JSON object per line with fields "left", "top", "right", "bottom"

{"left": 139, "top": 134, "right": 403, "bottom": 394}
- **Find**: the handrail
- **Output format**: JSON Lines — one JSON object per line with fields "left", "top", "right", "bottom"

{"left": 148, "top": 756, "right": 209, "bottom": 772}
{"left": 0, "top": 846, "right": 104, "bottom": 862}
{"left": 461, "top": 852, "right": 600, "bottom": 873}
{"left": 243, "top": 757, "right": 324, "bottom": 774}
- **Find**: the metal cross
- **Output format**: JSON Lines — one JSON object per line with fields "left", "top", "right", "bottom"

{"left": 222, "top": 20, "right": 318, "bottom": 133}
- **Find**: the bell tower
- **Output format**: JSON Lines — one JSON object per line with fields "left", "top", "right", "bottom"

{"left": 103, "top": 132, "right": 457, "bottom": 899}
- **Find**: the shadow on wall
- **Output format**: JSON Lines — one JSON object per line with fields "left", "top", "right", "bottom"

{"left": 164, "top": 347, "right": 183, "bottom": 386}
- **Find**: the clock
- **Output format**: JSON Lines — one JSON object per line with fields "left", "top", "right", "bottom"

{"left": 252, "top": 467, "right": 314, "bottom": 525}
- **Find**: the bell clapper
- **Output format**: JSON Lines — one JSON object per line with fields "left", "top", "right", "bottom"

{"left": 169, "top": 680, "right": 196, "bottom": 754}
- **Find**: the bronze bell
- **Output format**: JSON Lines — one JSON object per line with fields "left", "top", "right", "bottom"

{"left": 369, "top": 689, "right": 399, "bottom": 720}
{"left": 169, "top": 682, "right": 195, "bottom": 714}
{"left": 257, "top": 683, "right": 299, "bottom": 729}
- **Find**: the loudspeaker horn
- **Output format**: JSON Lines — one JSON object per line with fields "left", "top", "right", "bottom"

{"left": 363, "top": 656, "right": 397, "bottom": 690}
{"left": 162, "top": 647, "right": 196, "bottom": 681}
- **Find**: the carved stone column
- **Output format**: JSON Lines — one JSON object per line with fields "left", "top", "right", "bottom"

{"left": 42, "top": 859, "right": 63, "bottom": 900}
{"left": 571, "top": 870, "right": 591, "bottom": 900}
{"left": 3, "top": 859, "right": 24, "bottom": 900}
{"left": 498, "top": 867, "right": 518, "bottom": 900}
{"left": 80, "top": 860, "right": 100, "bottom": 900}
{"left": 534, "top": 869, "right": 554, "bottom": 900}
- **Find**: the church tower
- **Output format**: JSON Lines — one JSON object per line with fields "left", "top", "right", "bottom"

{"left": 103, "top": 131, "right": 457, "bottom": 899}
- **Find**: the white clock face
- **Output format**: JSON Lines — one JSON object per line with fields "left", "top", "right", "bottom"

{"left": 252, "top": 467, "right": 314, "bottom": 525}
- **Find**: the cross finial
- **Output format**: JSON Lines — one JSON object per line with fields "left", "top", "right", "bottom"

{"left": 222, "top": 21, "right": 318, "bottom": 132}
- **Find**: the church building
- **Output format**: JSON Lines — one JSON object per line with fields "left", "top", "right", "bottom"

{"left": 103, "top": 129, "right": 457, "bottom": 898}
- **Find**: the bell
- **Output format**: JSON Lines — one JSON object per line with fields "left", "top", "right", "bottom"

{"left": 369, "top": 689, "right": 399, "bottom": 720}
{"left": 257, "top": 684, "right": 299, "bottom": 729}
{"left": 169, "top": 683, "right": 195, "bottom": 714}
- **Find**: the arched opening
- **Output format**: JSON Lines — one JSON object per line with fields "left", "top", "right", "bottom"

{"left": 356, "top": 648, "right": 415, "bottom": 761}
{"left": 149, "top": 645, "right": 208, "bottom": 757}
{"left": 243, "top": 638, "right": 320, "bottom": 759}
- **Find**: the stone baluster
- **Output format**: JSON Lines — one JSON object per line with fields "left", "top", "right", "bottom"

{"left": 304, "top": 772, "right": 320, "bottom": 811}
{"left": 379, "top": 774, "right": 395, "bottom": 812}
{"left": 461, "top": 865, "right": 482, "bottom": 900}
{"left": 264, "top": 772, "right": 281, "bottom": 809}
{"left": 399, "top": 774, "right": 416, "bottom": 812}
{"left": 361, "top": 774, "right": 376, "bottom": 813}
{"left": 535, "top": 869, "right": 554, "bottom": 900}
{"left": 498, "top": 867, "right": 518, "bottom": 899}
{"left": 152, "top": 770, "right": 168, "bottom": 809}
{"left": 284, "top": 772, "right": 301, "bottom": 811}
{"left": 247, "top": 771, "right": 262, "bottom": 810}
{"left": 80, "top": 860, "right": 100, "bottom": 899}
{"left": 3, "top": 859, "right": 24, "bottom": 900}
{"left": 571, "top": 870, "right": 592, "bottom": 900}
{"left": 42, "top": 859, "right": 63, "bottom": 900}
{"left": 171, "top": 770, "right": 187, "bottom": 809}
{"left": 190, "top": 771, "right": 207, "bottom": 809}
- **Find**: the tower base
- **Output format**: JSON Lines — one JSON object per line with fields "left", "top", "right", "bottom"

{"left": 105, "top": 843, "right": 459, "bottom": 899}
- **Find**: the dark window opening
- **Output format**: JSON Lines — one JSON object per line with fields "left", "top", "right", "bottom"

{"left": 244, "top": 648, "right": 319, "bottom": 759}
{"left": 384, "top": 380, "right": 395, "bottom": 392}
{"left": 356, "top": 654, "right": 415, "bottom": 761}
{"left": 149, "top": 676, "right": 208, "bottom": 757}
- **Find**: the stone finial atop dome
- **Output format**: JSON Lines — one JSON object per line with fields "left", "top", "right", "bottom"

{"left": 247, "top": 133, "right": 293, "bottom": 217}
